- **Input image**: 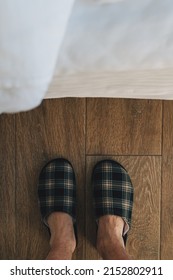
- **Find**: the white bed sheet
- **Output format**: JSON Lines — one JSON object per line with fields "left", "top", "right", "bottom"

{"left": 46, "top": 0, "right": 173, "bottom": 100}
{"left": 0, "top": 0, "right": 74, "bottom": 114}
{"left": 57, "top": 0, "right": 173, "bottom": 73}
{"left": 1, "top": 0, "right": 173, "bottom": 114}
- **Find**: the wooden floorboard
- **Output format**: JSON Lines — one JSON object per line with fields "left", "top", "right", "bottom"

{"left": 86, "top": 156, "right": 161, "bottom": 260}
{"left": 15, "top": 98, "right": 86, "bottom": 259}
{"left": 86, "top": 99, "right": 162, "bottom": 155}
{"left": 0, "top": 115, "right": 15, "bottom": 259}
{"left": 1, "top": 97, "right": 173, "bottom": 260}
{"left": 161, "top": 101, "right": 173, "bottom": 259}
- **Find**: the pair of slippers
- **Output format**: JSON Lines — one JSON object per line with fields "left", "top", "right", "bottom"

{"left": 38, "top": 158, "right": 133, "bottom": 244}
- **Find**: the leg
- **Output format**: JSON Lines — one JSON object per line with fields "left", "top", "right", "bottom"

{"left": 38, "top": 158, "right": 77, "bottom": 260}
{"left": 96, "top": 215, "right": 131, "bottom": 260}
{"left": 92, "top": 159, "right": 134, "bottom": 260}
{"left": 46, "top": 212, "right": 76, "bottom": 260}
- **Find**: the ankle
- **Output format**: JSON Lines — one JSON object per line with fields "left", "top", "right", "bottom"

{"left": 47, "top": 212, "right": 76, "bottom": 254}
{"left": 97, "top": 231, "right": 124, "bottom": 254}
{"left": 50, "top": 242, "right": 74, "bottom": 254}
{"left": 49, "top": 234, "right": 76, "bottom": 254}
{"left": 46, "top": 246, "right": 73, "bottom": 260}
{"left": 96, "top": 215, "right": 127, "bottom": 259}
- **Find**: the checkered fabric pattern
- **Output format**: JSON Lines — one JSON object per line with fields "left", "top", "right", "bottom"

{"left": 92, "top": 159, "right": 133, "bottom": 230}
{"left": 38, "top": 158, "right": 76, "bottom": 225}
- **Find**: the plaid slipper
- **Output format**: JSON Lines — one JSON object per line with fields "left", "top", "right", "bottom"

{"left": 92, "top": 159, "right": 133, "bottom": 243}
{"left": 38, "top": 158, "right": 76, "bottom": 226}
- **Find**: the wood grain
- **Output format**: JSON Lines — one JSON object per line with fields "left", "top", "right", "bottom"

{"left": 15, "top": 98, "right": 86, "bottom": 259}
{"left": 46, "top": 69, "right": 173, "bottom": 100}
{"left": 0, "top": 114, "right": 15, "bottom": 259}
{"left": 1, "top": 97, "right": 172, "bottom": 260}
{"left": 86, "top": 156, "right": 161, "bottom": 260}
{"left": 86, "top": 99, "right": 162, "bottom": 155}
{"left": 161, "top": 101, "right": 173, "bottom": 259}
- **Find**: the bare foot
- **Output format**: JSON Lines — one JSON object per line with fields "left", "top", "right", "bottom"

{"left": 96, "top": 215, "right": 130, "bottom": 260}
{"left": 46, "top": 212, "right": 76, "bottom": 260}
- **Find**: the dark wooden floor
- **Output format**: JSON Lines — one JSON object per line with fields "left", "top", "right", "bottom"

{"left": 0, "top": 98, "right": 173, "bottom": 260}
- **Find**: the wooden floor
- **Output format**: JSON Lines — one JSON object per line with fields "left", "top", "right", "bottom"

{"left": 0, "top": 98, "right": 173, "bottom": 260}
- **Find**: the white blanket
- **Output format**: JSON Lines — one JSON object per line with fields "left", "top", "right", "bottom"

{"left": 48, "top": 0, "right": 173, "bottom": 101}
{"left": 1, "top": 0, "right": 173, "bottom": 114}
{"left": 57, "top": 0, "right": 173, "bottom": 73}
{"left": 0, "top": 0, "right": 74, "bottom": 113}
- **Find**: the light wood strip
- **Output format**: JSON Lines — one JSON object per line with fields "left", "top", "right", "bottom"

{"left": 46, "top": 69, "right": 173, "bottom": 100}
{"left": 86, "top": 156, "right": 161, "bottom": 260}
{"left": 15, "top": 98, "right": 86, "bottom": 259}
